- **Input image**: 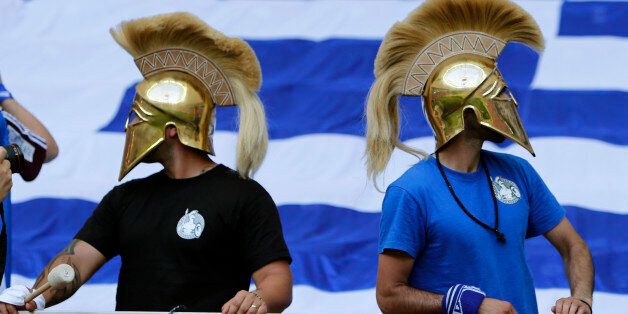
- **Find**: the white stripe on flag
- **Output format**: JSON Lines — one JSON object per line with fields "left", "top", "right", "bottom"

{"left": 11, "top": 132, "right": 628, "bottom": 215}
{"left": 533, "top": 37, "right": 628, "bottom": 91}
{"left": 0, "top": 1, "right": 559, "bottom": 41}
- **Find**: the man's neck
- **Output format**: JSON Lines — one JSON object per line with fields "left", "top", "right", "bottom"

{"left": 161, "top": 146, "right": 216, "bottom": 179}
{"left": 437, "top": 132, "right": 484, "bottom": 173}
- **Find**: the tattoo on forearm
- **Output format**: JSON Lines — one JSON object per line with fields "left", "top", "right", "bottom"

{"left": 32, "top": 239, "right": 83, "bottom": 307}
{"left": 65, "top": 239, "right": 79, "bottom": 255}
{"left": 48, "top": 263, "right": 81, "bottom": 306}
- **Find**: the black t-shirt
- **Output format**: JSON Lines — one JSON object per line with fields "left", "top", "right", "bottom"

{"left": 75, "top": 165, "right": 291, "bottom": 312}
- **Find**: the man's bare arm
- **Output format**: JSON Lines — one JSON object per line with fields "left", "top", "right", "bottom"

{"left": 251, "top": 260, "right": 292, "bottom": 312}
{"left": 30, "top": 239, "right": 106, "bottom": 309}
{"left": 0, "top": 98, "right": 58, "bottom": 162}
{"left": 377, "top": 250, "right": 516, "bottom": 314}
{"left": 545, "top": 217, "right": 594, "bottom": 314}
{"left": 0, "top": 74, "right": 58, "bottom": 162}
{"left": 221, "top": 260, "right": 292, "bottom": 314}
{"left": 377, "top": 250, "right": 442, "bottom": 313}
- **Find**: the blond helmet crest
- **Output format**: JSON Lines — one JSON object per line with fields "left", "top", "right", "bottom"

{"left": 365, "top": 0, "right": 544, "bottom": 181}
{"left": 111, "top": 12, "right": 268, "bottom": 180}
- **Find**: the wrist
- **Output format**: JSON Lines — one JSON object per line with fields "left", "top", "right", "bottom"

{"left": 32, "top": 293, "right": 46, "bottom": 310}
{"left": 251, "top": 289, "right": 264, "bottom": 302}
{"left": 442, "top": 284, "right": 485, "bottom": 314}
{"left": 573, "top": 294, "right": 592, "bottom": 305}
{"left": 575, "top": 297, "right": 592, "bottom": 313}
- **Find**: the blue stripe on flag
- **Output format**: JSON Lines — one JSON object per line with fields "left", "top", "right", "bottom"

{"left": 559, "top": 2, "right": 628, "bottom": 37}
{"left": 12, "top": 199, "right": 627, "bottom": 293}
{"left": 525, "top": 205, "right": 627, "bottom": 293}
{"left": 12, "top": 198, "right": 121, "bottom": 284}
{"left": 100, "top": 40, "right": 628, "bottom": 145}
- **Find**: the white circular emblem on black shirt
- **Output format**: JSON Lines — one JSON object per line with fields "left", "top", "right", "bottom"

{"left": 176, "top": 209, "right": 205, "bottom": 239}
{"left": 492, "top": 176, "right": 521, "bottom": 204}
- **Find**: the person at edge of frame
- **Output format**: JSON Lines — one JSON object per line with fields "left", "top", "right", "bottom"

{"left": 0, "top": 71, "right": 59, "bottom": 284}
{"left": 0, "top": 12, "right": 292, "bottom": 314}
{"left": 365, "top": 1, "right": 594, "bottom": 314}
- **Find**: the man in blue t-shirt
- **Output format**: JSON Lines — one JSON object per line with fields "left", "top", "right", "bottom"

{"left": 365, "top": 1, "right": 594, "bottom": 313}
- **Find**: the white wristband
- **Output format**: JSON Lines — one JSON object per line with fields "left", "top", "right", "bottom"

{"left": 0, "top": 285, "right": 46, "bottom": 310}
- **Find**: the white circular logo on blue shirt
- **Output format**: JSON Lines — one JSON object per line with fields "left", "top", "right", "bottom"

{"left": 176, "top": 209, "right": 205, "bottom": 239}
{"left": 492, "top": 176, "right": 521, "bottom": 204}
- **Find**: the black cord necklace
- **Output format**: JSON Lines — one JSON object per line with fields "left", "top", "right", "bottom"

{"left": 436, "top": 153, "right": 506, "bottom": 244}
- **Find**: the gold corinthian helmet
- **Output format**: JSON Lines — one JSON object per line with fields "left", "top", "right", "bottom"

{"left": 111, "top": 12, "right": 268, "bottom": 180}
{"left": 365, "top": 0, "right": 544, "bottom": 181}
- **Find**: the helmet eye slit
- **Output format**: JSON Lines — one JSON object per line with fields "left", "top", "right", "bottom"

{"left": 135, "top": 101, "right": 154, "bottom": 117}
{"left": 125, "top": 110, "right": 144, "bottom": 128}
{"left": 492, "top": 87, "right": 518, "bottom": 107}
{"left": 126, "top": 100, "right": 152, "bottom": 127}
{"left": 482, "top": 81, "right": 498, "bottom": 97}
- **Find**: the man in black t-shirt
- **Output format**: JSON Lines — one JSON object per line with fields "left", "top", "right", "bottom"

{"left": 70, "top": 162, "right": 292, "bottom": 312}
{"left": 0, "top": 13, "right": 292, "bottom": 314}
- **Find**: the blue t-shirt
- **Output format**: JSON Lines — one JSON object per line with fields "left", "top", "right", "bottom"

{"left": 378, "top": 150, "right": 564, "bottom": 314}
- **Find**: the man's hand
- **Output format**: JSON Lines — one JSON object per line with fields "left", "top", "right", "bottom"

{"left": 0, "top": 299, "right": 33, "bottom": 314}
{"left": 221, "top": 290, "right": 267, "bottom": 314}
{"left": 478, "top": 298, "right": 517, "bottom": 314}
{"left": 0, "top": 285, "right": 44, "bottom": 314}
{"left": 551, "top": 297, "right": 591, "bottom": 314}
{"left": 0, "top": 159, "right": 12, "bottom": 201}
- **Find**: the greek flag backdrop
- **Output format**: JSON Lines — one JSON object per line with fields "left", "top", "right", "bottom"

{"left": 0, "top": 0, "right": 626, "bottom": 313}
